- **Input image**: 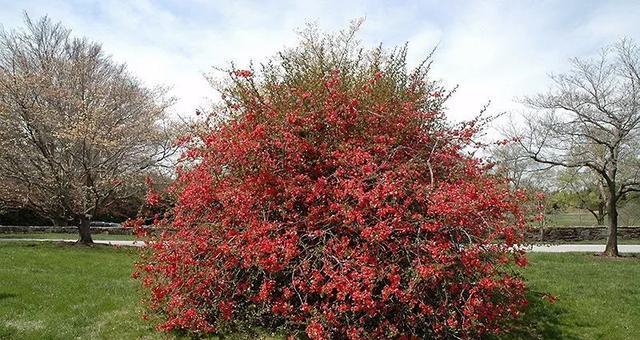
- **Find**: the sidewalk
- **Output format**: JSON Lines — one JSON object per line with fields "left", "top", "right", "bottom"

{"left": 0, "top": 238, "right": 145, "bottom": 247}
{"left": 527, "top": 244, "right": 640, "bottom": 253}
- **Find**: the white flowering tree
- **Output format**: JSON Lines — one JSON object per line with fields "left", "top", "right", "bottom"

{"left": 0, "top": 15, "right": 177, "bottom": 243}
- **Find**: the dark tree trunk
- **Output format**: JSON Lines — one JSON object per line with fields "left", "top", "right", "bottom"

{"left": 77, "top": 215, "right": 94, "bottom": 245}
{"left": 596, "top": 213, "right": 605, "bottom": 225}
{"left": 588, "top": 205, "right": 606, "bottom": 225}
{"left": 596, "top": 207, "right": 606, "bottom": 226}
{"left": 604, "top": 192, "right": 619, "bottom": 256}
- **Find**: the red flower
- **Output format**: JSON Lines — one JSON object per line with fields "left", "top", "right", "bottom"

{"left": 515, "top": 254, "right": 529, "bottom": 267}
{"left": 543, "top": 294, "right": 558, "bottom": 304}
{"left": 145, "top": 191, "right": 161, "bottom": 206}
{"left": 233, "top": 69, "right": 253, "bottom": 78}
{"left": 134, "top": 36, "right": 532, "bottom": 339}
{"left": 306, "top": 320, "right": 325, "bottom": 339}
{"left": 218, "top": 301, "right": 234, "bottom": 320}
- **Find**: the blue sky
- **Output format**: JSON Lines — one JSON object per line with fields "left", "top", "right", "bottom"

{"left": 1, "top": 0, "right": 639, "bottom": 123}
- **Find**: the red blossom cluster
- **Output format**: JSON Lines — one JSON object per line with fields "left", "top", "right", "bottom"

{"left": 233, "top": 69, "right": 253, "bottom": 78}
{"left": 135, "top": 52, "right": 530, "bottom": 339}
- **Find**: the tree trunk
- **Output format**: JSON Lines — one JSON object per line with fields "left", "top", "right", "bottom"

{"left": 596, "top": 205, "right": 606, "bottom": 225}
{"left": 77, "top": 215, "right": 94, "bottom": 245}
{"left": 588, "top": 205, "right": 606, "bottom": 225}
{"left": 603, "top": 193, "right": 619, "bottom": 256}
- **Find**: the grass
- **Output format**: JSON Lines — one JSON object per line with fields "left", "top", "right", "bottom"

{"left": 0, "top": 243, "right": 638, "bottom": 339}
{"left": 544, "top": 203, "right": 640, "bottom": 227}
{"left": 500, "top": 253, "right": 640, "bottom": 339}
{"left": 543, "top": 210, "right": 600, "bottom": 226}
{"left": 0, "top": 232, "right": 137, "bottom": 241}
{"left": 0, "top": 242, "right": 159, "bottom": 339}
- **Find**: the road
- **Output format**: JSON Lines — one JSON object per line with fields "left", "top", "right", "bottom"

{"left": 0, "top": 238, "right": 146, "bottom": 247}
{"left": 526, "top": 244, "right": 640, "bottom": 253}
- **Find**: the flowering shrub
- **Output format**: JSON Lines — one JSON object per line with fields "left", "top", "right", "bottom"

{"left": 135, "top": 23, "right": 530, "bottom": 339}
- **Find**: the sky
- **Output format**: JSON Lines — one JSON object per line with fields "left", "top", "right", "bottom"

{"left": 1, "top": 0, "right": 639, "bottom": 126}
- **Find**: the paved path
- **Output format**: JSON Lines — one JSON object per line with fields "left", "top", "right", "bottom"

{"left": 526, "top": 244, "right": 640, "bottom": 253}
{"left": 0, "top": 238, "right": 146, "bottom": 247}
{"left": 1, "top": 238, "right": 640, "bottom": 253}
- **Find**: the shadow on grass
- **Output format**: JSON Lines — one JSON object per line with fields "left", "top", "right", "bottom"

{"left": 0, "top": 293, "right": 16, "bottom": 301}
{"left": 486, "top": 291, "right": 577, "bottom": 340}
{"left": 0, "top": 326, "right": 14, "bottom": 340}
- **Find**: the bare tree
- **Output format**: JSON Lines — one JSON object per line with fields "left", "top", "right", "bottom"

{"left": 514, "top": 39, "right": 640, "bottom": 256}
{"left": 556, "top": 168, "right": 608, "bottom": 225}
{"left": 0, "top": 14, "right": 176, "bottom": 244}
{"left": 490, "top": 141, "right": 559, "bottom": 191}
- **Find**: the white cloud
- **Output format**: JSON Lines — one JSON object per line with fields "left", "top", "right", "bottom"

{"left": 0, "top": 0, "right": 638, "bottom": 128}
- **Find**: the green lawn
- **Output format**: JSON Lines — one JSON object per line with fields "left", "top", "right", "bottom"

{"left": 0, "top": 232, "right": 137, "bottom": 241}
{"left": 544, "top": 203, "right": 640, "bottom": 227}
{"left": 0, "top": 243, "right": 638, "bottom": 339}
{"left": 0, "top": 242, "right": 157, "bottom": 339}
{"left": 543, "top": 210, "right": 600, "bottom": 226}
{"left": 501, "top": 253, "right": 640, "bottom": 339}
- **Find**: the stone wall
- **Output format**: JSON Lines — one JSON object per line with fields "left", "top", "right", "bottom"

{"left": 0, "top": 225, "right": 133, "bottom": 235}
{"left": 526, "top": 226, "right": 640, "bottom": 242}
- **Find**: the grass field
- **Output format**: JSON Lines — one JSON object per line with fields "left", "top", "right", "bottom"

{"left": 0, "top": 243, "right": 638, "bottom": 339}
{"left": 501, "top": 253, "right": 640, "bottom": 339}
{"left": 0, "top": 242, "right": 155, "bottom": 339}
{"left": 544, "top": 203, "right": 640, "bottom": 227}
{"left": 543, "top": 210, "right": 601, "bottom": 226}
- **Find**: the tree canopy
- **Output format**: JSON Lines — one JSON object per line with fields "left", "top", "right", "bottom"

{"left": 0, "top": 15, "right": 177, "bottom": 242}
{"left": 513, "top": 39, "right": 640, "bottom": 255}
{"left": 135, "top": 22, "right": 530, "bottom": 339}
